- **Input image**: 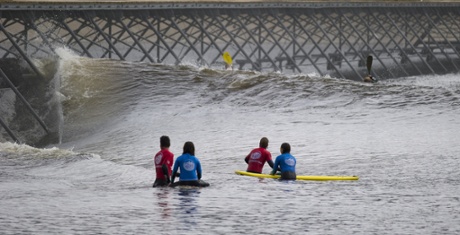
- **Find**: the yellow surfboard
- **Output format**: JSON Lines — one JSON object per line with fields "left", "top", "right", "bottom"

{"left": 235, "top": 170, "right": 359, "bottom": 181}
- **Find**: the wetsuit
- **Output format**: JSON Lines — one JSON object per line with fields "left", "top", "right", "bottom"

{"left": 152, "top": 148, "right": 174, "bottom": 187}
{"left": 170, "top": 153, "right": 209, "bottom": 187}
{"left": 272, "top": 153, "right": 296, "bottom": 180}
{"left": 245, "top": 147, "right": 273, "bottom": 173}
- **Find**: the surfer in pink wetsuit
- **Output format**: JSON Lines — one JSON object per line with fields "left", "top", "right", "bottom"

{"left": 153, "top": 136, "right": 174, "bottom": 187}
{"left": 244, "top": 137, "right": 275, "bottom": 174}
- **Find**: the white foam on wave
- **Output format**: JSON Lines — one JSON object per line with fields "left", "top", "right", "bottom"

{"left": 55, "top": 47, "right": 84, "bottom": 91}
{"left": 386, "top": 73, "right": 460, "bottom": 89}
{"left": 0, "top": 141, "right": 78, "bottom": 159}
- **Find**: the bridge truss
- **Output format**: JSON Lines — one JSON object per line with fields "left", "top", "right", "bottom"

{"left": 1, "top": 2, "right": 460, "bottom": 79}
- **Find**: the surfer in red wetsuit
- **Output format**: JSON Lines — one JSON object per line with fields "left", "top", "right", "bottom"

{"left": 153, "top": 136, "right": 174, "bottom": 187}
{"left": 244, "top": 137, "right": 275, "bottom": 174}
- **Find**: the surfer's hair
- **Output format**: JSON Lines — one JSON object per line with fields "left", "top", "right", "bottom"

{"left": 280, "top": 143, "right": 291, "bottom": 154}
{"left": 183, "top": 141, "right": 195, "bottom": 156}
{"left": 259, "top": 137, "right": 269, "bottom": 148}
{"left": 160, "top": 136, "right": 170, "bottom": 148}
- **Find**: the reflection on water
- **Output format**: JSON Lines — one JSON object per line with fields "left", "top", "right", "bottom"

{"left": 176, "top": 188, "right": 201, "bottom": 227}
{"left": 155, "top": 189, "right": 172, "bottom": 219}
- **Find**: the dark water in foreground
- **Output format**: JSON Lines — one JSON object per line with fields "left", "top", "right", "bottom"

{"left": 1, "top": 49, "right": 460, "bottom": 234}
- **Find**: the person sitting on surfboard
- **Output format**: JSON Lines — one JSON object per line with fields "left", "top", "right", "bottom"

{"left": 170, "top": 141, "right": 210, "bottom": 187}
{"left": 244, "top": 137, "right": 275, "bottom": 174}
{"left": 153, "top": 135, "right": 174, "bottom": 187}
{"left": 270, "top": 143, "right": 296, "bottom": 180}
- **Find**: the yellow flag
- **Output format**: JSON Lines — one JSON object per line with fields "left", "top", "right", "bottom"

{"left": 222, "top": 51, "right": 233, "bottom": 65}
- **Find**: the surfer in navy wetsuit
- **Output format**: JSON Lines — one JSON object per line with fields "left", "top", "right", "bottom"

{"left": 270, "top": 143, "right": 296, "bottom": 180}
{"left": 244, "top": 137, "right": 275, "bottom": 174}
{"left": 363, "top": 55, "right": 377, "bottom": 83}
{"left": 153, "top": 136, "right": 174, "bottom": 187}
{"left": 170, "top": 141, "right": 210, "bottom": 187}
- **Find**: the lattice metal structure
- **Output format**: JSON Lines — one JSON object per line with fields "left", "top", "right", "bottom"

{"left": 1, "top": 2, "right": 460, "bottom": 144}
{"left": 1, "top": 2, "right": 460, "bottom": 79}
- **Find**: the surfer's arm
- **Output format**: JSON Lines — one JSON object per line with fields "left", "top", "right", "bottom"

{"left": 267, "top": 160, "right": 281, "bottom": 171}
{"left": 171, "top": 161, "right": 179, "bottom": 183}
{"left": 196, "top": 159, "right": 202, "bottom": 180}
{"left": 268, "top": 159, "right": 273, "bottom": 167}
{"left": 270, "top": 159, "right": 279, "bottom": 175}
{"left": 244, "top": 155, "right": 250, "bottom": 164}
{"left": 161, "top": 164, "right": 170, "bottom": 183}
{"left": 268, "top": 159, "right": 281, "bottom": 173}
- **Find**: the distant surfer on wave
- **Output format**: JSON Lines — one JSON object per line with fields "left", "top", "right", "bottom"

{"left": 222, "top": 51, "right": 233, "bottom": 71}
{"left": 244, "top": 137, "right": 275, "bottom": 174}
{"left": 170, "top": 141, "right": 210, "bottom": 187}
{"left": 363, "top": 74, "right": 377, "bottom": 83}
{"left": 225, "top": 63, "right": 232, "bottom": 71}
{"left": 153, "top": 135, "right": 174, "bottom": 187}
{"left": 363, "top": 55, "right": 377, "bottom": 83}
{"left": 270, "top": 143, "right": 296, "bottom": 180}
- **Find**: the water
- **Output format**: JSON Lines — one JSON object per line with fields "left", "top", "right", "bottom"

{"left": 1, "top": 48, "right": 460, "bottom": 234}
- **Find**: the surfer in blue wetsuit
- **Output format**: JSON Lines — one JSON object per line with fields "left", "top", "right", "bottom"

{"left": 170, "top": 141, "right": 210, "bottom": 187}
{"left": 270, "top": 143, "right": 296, "bottom": 180}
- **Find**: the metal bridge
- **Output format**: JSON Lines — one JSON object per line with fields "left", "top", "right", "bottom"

{"left": 1, "top": 0, "right": 460, "bottom": 144}
{"left": 2, "top": 1, "right": 460, "bottom": 77}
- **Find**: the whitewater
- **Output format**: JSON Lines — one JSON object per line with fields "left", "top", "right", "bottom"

{"left": 1, "top": 48, "right": 460, "bottom": 234}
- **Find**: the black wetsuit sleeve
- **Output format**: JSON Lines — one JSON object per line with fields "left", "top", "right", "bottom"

{"left": 268, "top": 160, "right": 281, "bottom": 171}
{"left": 268, "top": 159, "right": 274, "bottom": 168}
{"left": 162, "top": 164, "right": 170, "bottom": 183}
{"left": 171, "top": 171, "right": 175, "bottom": 184}
{"left": 244, "top": 155, "right": 249, "bottom": 164}
{"left": 197, "top": 172, "right": 202, "bottom": 180}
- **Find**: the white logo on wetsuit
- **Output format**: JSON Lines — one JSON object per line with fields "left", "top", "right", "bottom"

{"left": 155, "top": 153, "right": 163, "bottom": 165}
{"left": 183, "top": 160, "right": 195, "bottom": 171}
{"left": 251, "top": 151, "right": 261, "bottom": 160}
{"left": 285, "top": 158, "right": 295, "bottom": 166}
